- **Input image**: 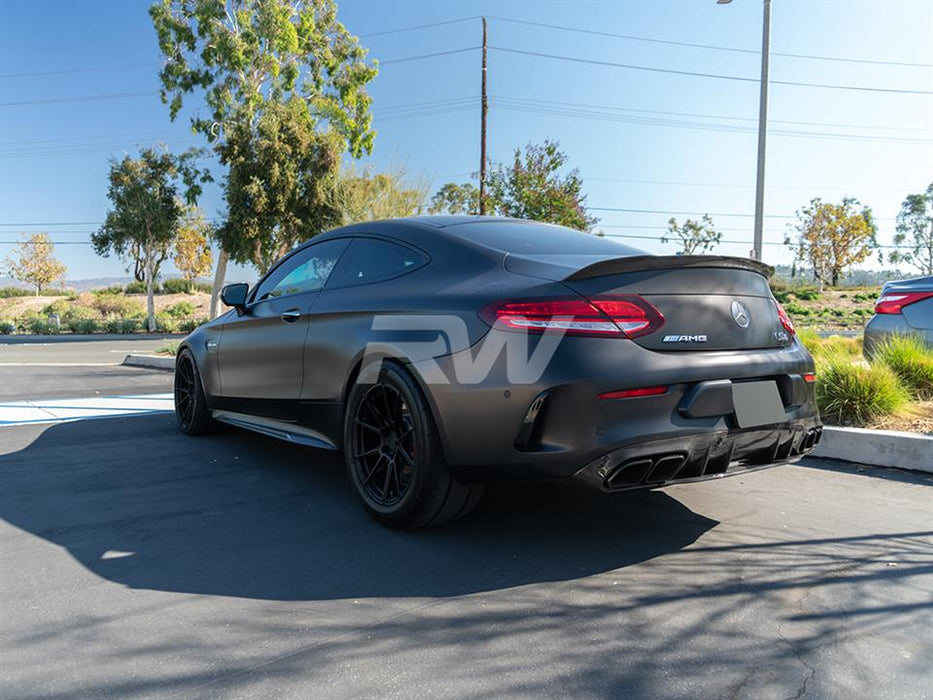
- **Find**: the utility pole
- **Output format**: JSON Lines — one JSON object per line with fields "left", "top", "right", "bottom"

{"left": 752, "top": 0, "right": 772, "bottom": 261}
{"left": 479, "top": 16, "right": 488, "bottom": 215}
{"left": 718, "top": 0, "right": 771, "bottom": 261}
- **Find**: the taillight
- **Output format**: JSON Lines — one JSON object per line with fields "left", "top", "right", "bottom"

{"left": 875, "top": 291, "right": 933, "bottom": 315}
{"left": 479, "top": 295, "right": 664, "bottom": 338}
{"left": 773, "top": 300, "right": 796, "bottom": 336}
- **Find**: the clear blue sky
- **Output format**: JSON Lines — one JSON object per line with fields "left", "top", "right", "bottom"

{"left": 1, "top": 0, "right": 931, "bottom": 283}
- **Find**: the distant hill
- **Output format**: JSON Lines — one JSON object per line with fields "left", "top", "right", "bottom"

{"left": 0, "top": 275, "right": 212, "bottom": 292}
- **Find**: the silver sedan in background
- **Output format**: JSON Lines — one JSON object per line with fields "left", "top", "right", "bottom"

{"left": 864, "top": 276, "right": 933, "bottom": 356}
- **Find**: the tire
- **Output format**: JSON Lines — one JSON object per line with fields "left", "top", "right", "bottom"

{"left": 344, "top": 361, "right": 483, "bottom": 529}
{"left": 174, "top": 348, "right": 214, "bottom": 436}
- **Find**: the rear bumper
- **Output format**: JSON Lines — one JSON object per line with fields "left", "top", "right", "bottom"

{"left": 575, "top": 418, "right": 822, "bottom": 492}
{"left": 414, "top": 332, "right": 820, "bottom": 483}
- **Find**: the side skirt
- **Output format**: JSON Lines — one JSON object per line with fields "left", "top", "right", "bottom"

{"left": 211, "top": 410, "right": 337, "bottom": 451}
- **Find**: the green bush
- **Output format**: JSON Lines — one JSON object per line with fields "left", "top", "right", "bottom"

{"left": 161, "top": 277, "right": 193, "bottom": 294}
{"left": 872, "top": 335, "right": 933, "bottom": 399}
{"left": 795, "top": 288, "right": 821, "bottom": 301}
{"left": 0, "top": 287, "right": 32, "bottom": 298}
{"left": 179, "top": 317, "right": 207, "bottom": 333}
{"left": 155, "top": 313, "right": 180, "bottom": 333}
{"left": 103, "top": 318, "right": 143, "bottom": 334}
{"left": 92, "top": 284, "right": 125, "bottom": 296}
{"left": 26, "top": 317, "right": 59, "bottom": 335}
{"left": 156, "top": 341, "right": 180, "bottom": 356}
{"left": 817, "top": 360, "right": 909, "bottom": 425}
{"left": 67, "top": 318, "right": 99, "bottom": 334}
{"left": 192, "top": 281, "right": 213, "bottom": 294}
{"left": 165, "top": 301, "right": 196, "bottom": 318}
{"left": 93, "top": 294, "right": 146, "bottom": 318}
{"left": 0, "top": 320, "right": 15, "bottom": 334}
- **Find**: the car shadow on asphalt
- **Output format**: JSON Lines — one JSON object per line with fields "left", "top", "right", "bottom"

{"left": 0, "top": 414, "right": 719, "bottom": 601}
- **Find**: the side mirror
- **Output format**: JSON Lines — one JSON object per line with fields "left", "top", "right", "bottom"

{"left": 220, "top": 283, "right": 249, "bottom": 311}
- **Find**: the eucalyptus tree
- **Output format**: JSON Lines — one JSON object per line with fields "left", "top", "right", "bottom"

{"left": 150, "top": 0, "right": 378, "bottom": 312}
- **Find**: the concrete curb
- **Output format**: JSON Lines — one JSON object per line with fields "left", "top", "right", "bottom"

{"left": 810, "top": 426, "right": 933, "bottom": 473}
{"left": 122, "top": 354, "right": 175, "bottom": 371}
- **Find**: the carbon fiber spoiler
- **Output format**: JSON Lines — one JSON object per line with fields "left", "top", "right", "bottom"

{"left": 564, "top": 255, "right": 774, "bottom": 281}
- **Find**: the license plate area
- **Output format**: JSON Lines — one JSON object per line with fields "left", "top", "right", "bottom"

{"left": 732, "top": 380, "right": 786, "bottom": 428}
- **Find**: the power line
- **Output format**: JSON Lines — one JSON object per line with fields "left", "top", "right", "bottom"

{"left": 0, "top": 61, "right": 161, "bottom": 80}
{"left": 379, "top": 46, "right": 480, "bottom": 65}
{"left": 0, "top": 91, "right": 155, "bottom": 108}
{"left": 491, "top": 47, "right": 933, "bottom": 96}
{"left": 360, "top": 16, "right": 480, "bottom": 39}
{"left": 487, "top": 16, "right": 933, "bottom": 68}
{"left": 491, "top": 96, "right": 933, "bottom": 145}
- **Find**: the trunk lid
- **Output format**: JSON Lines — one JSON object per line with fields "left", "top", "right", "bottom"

{"left": 556, "top": 255, "right": 786, "bottom": 352}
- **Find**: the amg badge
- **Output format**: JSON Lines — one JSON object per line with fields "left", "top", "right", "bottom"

{"left": 662, "top": 334, "right": 708, "bottom": 343}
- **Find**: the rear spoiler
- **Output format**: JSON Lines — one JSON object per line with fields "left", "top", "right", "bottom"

{"left": 564, "top": 255, "right": 774, "bottom": 281}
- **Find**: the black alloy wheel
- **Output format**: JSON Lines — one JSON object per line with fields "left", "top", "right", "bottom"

{"left": 344, "top": 362, "right": 483, "bottom": 529}
{"left": 174, "top": 349, "right": 212, "bottom": 435}
{"left": 349, "top": 383, "right": 416, "bottom": 507}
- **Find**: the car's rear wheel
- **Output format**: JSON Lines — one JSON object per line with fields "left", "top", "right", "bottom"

{"left": 344, "top": 361, "right": 483, "bottom": 528}
{"left": 174, "top": 349, "right": 213, "bottom": 435}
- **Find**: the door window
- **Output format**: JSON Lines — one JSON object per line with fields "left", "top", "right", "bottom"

{"left": 327, "top": 238, "right": 428, "bottom": 288}
{"left": 253, "top": 239, "right": 350, "bottom": 302}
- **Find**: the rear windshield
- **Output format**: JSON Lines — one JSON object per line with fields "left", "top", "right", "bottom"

{"left": 445, "top": 221, "right": 646, "bottom": 256}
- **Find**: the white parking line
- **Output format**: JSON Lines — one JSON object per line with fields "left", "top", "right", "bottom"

{"left": 0, "top": 393, "right": 174, "bottom": 427}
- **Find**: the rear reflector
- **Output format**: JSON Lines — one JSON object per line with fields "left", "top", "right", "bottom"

{"left": 480, "top": 295, "right": 664, "bottom": 338}
{"left": 599, "top": 386, "right": 669, "bottom": 400}
{"left": 803, "top": 373, "right": 816, "bottom": 383}
{"left": 875, "top": 291, "right": 933, "bottom": 315}
{"left": 773, "top": 299, "right": 796, "bottom": 336}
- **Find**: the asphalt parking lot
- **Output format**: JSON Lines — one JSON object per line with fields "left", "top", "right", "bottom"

{"left": 1, "top": 349, "right": 931, "bottom": 699}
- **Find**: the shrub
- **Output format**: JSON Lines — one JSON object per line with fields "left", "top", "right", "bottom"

{"left": 0, "top": 320, "right": 15, "bottom": 334}
{"left": 165, "top": 301, "right": 196, "bottom": 318}
{"left": 26, "top": 317, "right": 59, "bottom": 335}
{"left": 872, "top": 335, "right": 933, "bottom": 399}
{"left": 795, "top": 288, "right": 821, "bottom": 301}
{"left": 161, "top": 277, "right": 193, "bottom": 294}
{"left": 179, "top": 317, "right": 207, "bottom": 333}
{"left": 192, "top": 281, "right": 213, "bottom": 294}
{"left": 92, "top": 284, "right": 125, "bottom": 296}
{"left": 103, "top": 318, "right": 142, "bottom": 334}
{"left": 0, "top": 287, "right": 32, "bottom": 298}
{"left": 67, "top": 318, "right": 99, "bottom": 334}
{"left": 155, "top": 313, "right": 180, "bottom": 333}
{"left": 92, "top": 293, "right": 145, "bottom": 318}
{"left": 817, "top": 360, "right": 909, "bottom": 425}
{"left": 156, "top": 341, "right": 180, "bottom": 356}
{"left": 62, "top": 305, "right": 98, "bottom": 323}
{"left": 42, "top": 299, "right": 78, "bottom": 317}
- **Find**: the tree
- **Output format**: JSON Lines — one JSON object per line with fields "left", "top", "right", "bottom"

{"left": 92, "top": 148, "right": 208, "bottom": 331}
{"left": 484, "top": 140, "right": 598, "bottom": 231}
{"left": 786, "top": 197, "right": 877, "bottom": 290}
{"left": 3, "top": 233, "right": 66, "bottom": 295}
{"left": 173, "top": 207, "right": 214, "bottom": 281}
{"left": 150, "top": 0, "right": 378, "bottom": 301}
{"left": 889, "top": 182, "right": 933, "bottom": 275}
{"left": 336, "top": 165, "right": 427, "bottom": 225}
{"left": 428, "top": 182, "right": 479, "bottom": 216}
{"left": 662, "top": 214, "right": 722, "bottom": 255}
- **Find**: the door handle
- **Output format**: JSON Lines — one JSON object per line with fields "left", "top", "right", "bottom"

{"left": 281, "top": 308, "right": 301, "bottom": 322}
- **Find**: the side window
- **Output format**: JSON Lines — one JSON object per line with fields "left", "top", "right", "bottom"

{"left": 328, "top": 238, "right": 428, "bottom": 288}
{"left": 254, "top": 239, "right": 349, "bottom": 302}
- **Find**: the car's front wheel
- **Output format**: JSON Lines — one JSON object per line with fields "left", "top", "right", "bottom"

{"left": 174, "top": 349, "right": 214, "bottom": 435}
{"left": 344, "top": 361, "right": 483, "bottom": 528}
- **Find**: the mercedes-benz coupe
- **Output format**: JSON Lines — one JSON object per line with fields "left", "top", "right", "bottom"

{"left": 174, "top": 216, "right": 821, "bottom": 528}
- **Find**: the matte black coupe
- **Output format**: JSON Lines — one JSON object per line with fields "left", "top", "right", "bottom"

{"left": 174, "top": 217, "right": 822, "bottom": 527}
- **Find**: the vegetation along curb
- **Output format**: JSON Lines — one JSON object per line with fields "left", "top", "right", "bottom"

{"left": 810, "top": 426, "right": 933, "bottom": 473}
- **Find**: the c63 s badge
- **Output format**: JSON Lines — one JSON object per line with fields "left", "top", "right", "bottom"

{"left": 663, "top": 334, "right": 708, "bottom": 343}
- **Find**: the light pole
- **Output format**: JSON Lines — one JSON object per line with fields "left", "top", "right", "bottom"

{"left": 718, "top": 0, "right": 771, "bottom": 262}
